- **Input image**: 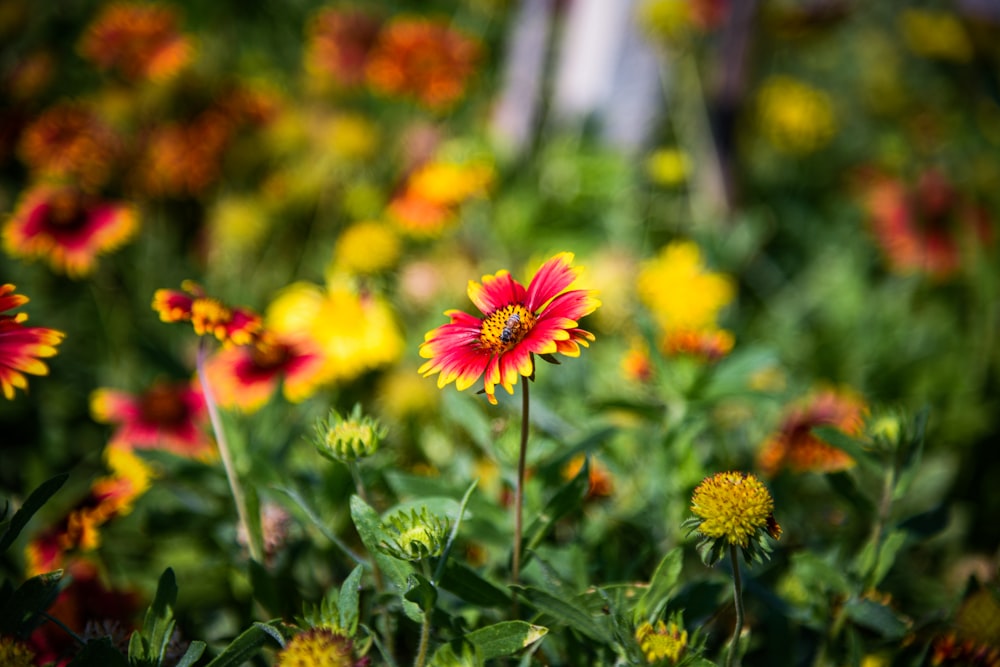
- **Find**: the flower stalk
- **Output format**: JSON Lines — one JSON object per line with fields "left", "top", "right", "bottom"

{"left": 512, "top": 377, "right": 530, "bottom": 588}
{"left": 726, "top": 543, "right": 745, "bottom": 667}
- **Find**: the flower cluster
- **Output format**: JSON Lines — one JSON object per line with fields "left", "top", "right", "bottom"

{"left": 152, "top": 281, "right": 263, "bottom": 347}
{"left": 635, "top": 619, "right": 689, "bottom": 664}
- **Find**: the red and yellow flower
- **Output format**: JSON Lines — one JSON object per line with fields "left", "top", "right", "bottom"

{"left": 365, "top": 16, "right": 481, "bottom": 111}
{"left": 17, "top": 103, "right": 119, "bottom": 191}
{"left": 152, "top": 280, "right": 263, "bottom": 346}
{"left": 90, "top": 380, "right": 214, "bottom": 459}
{"left": 202, "top": 331, "right": 326, "bottom": 413}
{"left": 305, "top": 6, "right": 383, "bottom": 92}
{"left": 0, "top": 284, "right": 65, "bottom": 399}
{"left": 757, "top": 388, "right": 868, "bottom": 476}
{"left": 78, "top": 2, "right": 194, "bottom": 83}
{"left": 419, "top": 252, "right": 600, "bottom": 404}
{"left": 3, "top": 184, "right": 138, "bottom": 278}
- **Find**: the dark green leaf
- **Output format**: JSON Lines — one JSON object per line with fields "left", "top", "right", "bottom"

{"left": 895, "top": 408, "right": 929, "bottom": 498}
{"left": 437, "top": 560, "right": 510, "bottom": 607}
{"left": 249, "top": 558, "right": 279, "bottom": 617}
{"left": 130, "top": 568, "right": 178, "bottom": 667}
{"left": 68, "top": 636, "right": 129, "bottom": 667}
{"left": 843, "top": 597, "right": 909, "bottom": 639}
{"left": 0, "top": 570, "right": 64, "bottom": 635}
{"left": 404, "top": 573, "right": 438, "bottom": 611}
{"left": 634, "top": 547, "right": 683, "bottom": 624}
{"left": 870, "top": 530, "right": 907, "bottom": 588}
{"left": 512, "top": 585, "right": 611, "bottom": 643}
{"left": 897, "top": 504, "right": 950, "bottom": 539}
{"left": 174, "top": 641, "right": 206, "bottom": 667}
{"left": 203, "top": 620, "right": 295, "bottom": 667}
{"left": 338, "top": 565, "right": 363, "bottom": 636}
{"left": 521, "top": 459, "right": 590, "bottom": 568}
{"left": 463, "top": 621, "right": 547, "bottom": 658}
{"left": 825, "top": 472, "right": 876, "bottom": 516}
{"left": 0, "top": 473, "right": 68, "bottom": 554}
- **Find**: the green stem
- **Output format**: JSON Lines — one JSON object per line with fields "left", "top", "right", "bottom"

{"left": 196, "top": 341, "right": 263, "bottom": 563}
{"left": 414, "top": 561, "right": 434, "bottom": 667}
{"left": 512, "top": 379, "right": 530, "bottom": 588}
{"left": 726, "top": 544, "right": 745, "bottom": 667}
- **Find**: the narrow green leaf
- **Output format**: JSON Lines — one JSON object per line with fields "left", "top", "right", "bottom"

{"left": 0, "top": 570, "right": 64, "bottom": 636}
{"left": 338, "top": 565, "right": 363, "bottom": 636}
{"left": 813, "top": 427, "right": 880, "bottom": 473}
{"left": 0, "top": 473, "right": 68, "bottom": 553}
{"left": 894, "top": 408, "right": 929, "bottom": 498}
{"left": 174, "top": 641, "right": 206, "bottom": 667}
{"left": 897, "top": 504, "right": 949, "bottom": 540}
{"left": 67, "top": 636, "right": 130, "bottom": 667}
{"left": 434, "top": 479, "right": 478, "bottom": 585}
{"left": 825, "top": 472, "right": 875, "bottom": 516}
{"left": 521, "top": 459, "right": 589, "bottom": 568}
{"left": 633, "top": 547, "right": 683, "bottom": 624}
{"left": 203, "top": 620, "right": 295, "bottom": 667}
{"left": 249, "top": 558, "right": 280, "bottom": 617}
{"left": 871, "top": 530, "right": 907, "bottom": 587}
{"left": 436, "top": 560, "right": 511, "bottom": 607}
{"left": 843, "top": 597, "right": 909, "bottom": 639}
{"left": 271, "top": 486, "right": 365, "bottom": 565}
{"left": 463, "top": 621, "right": 548, "bottom": 658}
{"left": 135, "top": 568, "right": 178, "bottom": 666}
{"left": 404, "top": 573, "right": 438, "bottom": 611}
{"left": 513, "top": 585, "right": 611, "bottom": 643}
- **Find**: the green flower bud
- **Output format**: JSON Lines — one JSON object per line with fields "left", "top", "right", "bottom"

{"left": 312, "top": 404, "right": 386, "bottom": 464}
{"left": 379, "top": 507, "right": 450, "bottom": 561}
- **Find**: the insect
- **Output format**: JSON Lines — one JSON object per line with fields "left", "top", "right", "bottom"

{"left": 500, "top": 313, "right": 522, "bottom": 343}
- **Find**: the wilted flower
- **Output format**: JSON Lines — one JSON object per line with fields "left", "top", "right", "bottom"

{"left": 152, "top": 281, "right": 263, "bottom": 347}
{"left": 17, "top": 103, "right": 119, "bottom": 190}
{"left": 419, "top": 252, "right": 600, "bottom": 404}
{"left": 757, "top": 388, "right": 867, "bottom": 476}
{"left": 3, "top": 184, "right": 138, "bottom": 278}
{"left": 686, "top": 471, "right": 781, "bottom": 565}
{"left": 202, "top": 331, "right": 326, "bottom": 413}
{"left": 312, "top": 404, "right": 387, "bottom": 463}
{"left": 380, "top": 506, "right": 450, "bottom": 561}
{"left": 276, "top": 627, "right": 364, "bottom": 667}
{"left": 78, "top": 2, "right": 194, "bottom": 82}
{"left": 90, "top": 380, "right": 214, "bottom": 459}
{"left": 365, "top": 16, "right": 481, "bottom": 111}
{"left": 635, "top": 619, "right": 688, "bottom": 664}
{"left": 0, "top": 284, "right": 64, "bottom": 400}
{"left": 756, "top": 76, "right": 836, "bottom": 154}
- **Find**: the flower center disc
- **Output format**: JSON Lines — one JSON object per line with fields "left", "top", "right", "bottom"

{"left": 480, "top": 304, "right": 535, "bottom": 354}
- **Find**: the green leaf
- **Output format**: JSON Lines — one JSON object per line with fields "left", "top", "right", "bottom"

{"left": 521, "top": 459, "right": 590, "bottom": 568}
{"left": 338, "top": 565, "right": 363, "bottom": 636}
{"left": 203, "top": 620, "right": 295, "bottom": 667}
{"left": 843, "top": 597, "right": 909, "bottom": 639}
{"left": 894, "top": 408, "right": 929, "bottom": 499}
{"left": 404, "top": 573, "right": 438, "bottom": 611}
{"left": 271, "top": 486, "right": 365, "bottom": 565}
{"left": 870, "top": 530, "right": 907, "bottom": 587}
{"left": 897, "top": 504, "right": 950, "bottom": 540}
{"left": 173, "top": 641, "right": 207, "bottom": 667}
{"left": 0, "top": 570, "right": 64, "bottom": 635}
{"left": 249, "top": 558, "right": 280, "bottom": 617}
{"left": 130, "top": 568, "right": 178, "bottom": 667}
{"left": 463, "top": 621, "right": 547, "bottom": 658}
{"left": 813, "top": 427, "right": 880, "bottom": 473}
{"left": 633, "top": 547, "right": 683, "bottom": 624}
{"left": 436, "top": 560, "right": 511, "bottom": 608}
{"left": 824, "top": 472, "right": 875, "bottom": 516}
{"left": 512, "top": 585, "right": 611, "bottom": 643}
{"left": 434, "top": 479, "right": 478, "bottom": 585}
{"left": 0, "top": 473, "right": 68, "bottom": 554}
{"left": 67, "top": 636, "right": 130, "bottom": 667}
{"left": 348, "top": 495, "right": 420, "bottom": 622}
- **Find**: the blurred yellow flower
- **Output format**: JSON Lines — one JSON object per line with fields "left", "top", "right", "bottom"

{"left": 266, "top": 278, "right": 403, "bottom": 387}
{"left": 389, "top": 158, "right": 494, "bottom": 236}
{"left": 322, "top": 112, "right": 380, "bottom": 162}
{"left": 900, "top": 9, "right": 972, "bottom": 63}
{"left": 645, "top": 147, "right": 689, "bottom": 187}
{"left": 208, "top": 195, "right": 270, "bottom": 256}
{"left": 638, "top": 0, "right": 694, "bottom": 42}
{"left": 756, "top": 76, "right": 836, "bottom": 154}
{"left": 332, "top": 220, "right": 401, "bottom": 275}
{"left": 637, "top": 240, "right": 733, "bottom": 333}
{"left": 375, "top": 368, "right": 439, "bottom": 422}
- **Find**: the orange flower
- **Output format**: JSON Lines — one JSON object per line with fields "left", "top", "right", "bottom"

{"left": 305, "top": 7, "right": 382, "bottom": 91}
{"left": 663, "top": 328, "right": 734, "bottom": 361}
{"left": 202, "top": 331, "right": 326, "bottom": 413}
{"left": 17, "top": 103, "right": 119, "bottom": 190}
{"left": 757, "top": 388, "right": 868, "bottom": 476}
{"left": 365, "top": 16, "right": 481, "bottom": 110}
{"left": 90, "top": 381, "right": 214, "bottom": 458}
{"left": 78, "top": 2, "right": 194, "bottom": 82}
{"left": 562, "top": 454, "right": 614, "bottom": 500}
{"left": 419, "top": 252, "right": 600, "bottom": 404}
{"left": 0, "top": 284, "right": 64, "bottom": 400}
{"left": 152, "top": 281, "right": 263, "bottom": 346}
{"left": 134, "top": 110, "right": 234, "bottom": 197}
{"left": 3, "top": 184, "right": 138, "bottom": 278}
